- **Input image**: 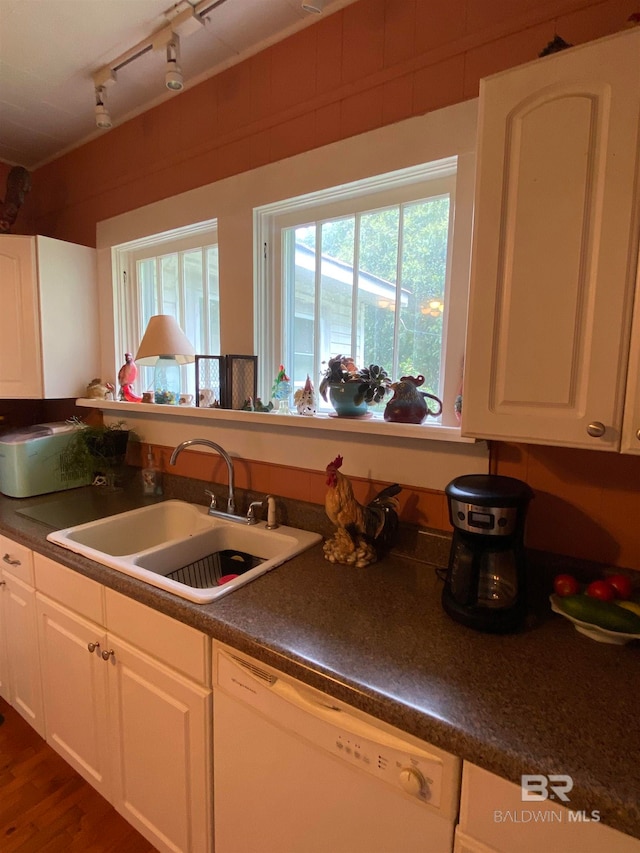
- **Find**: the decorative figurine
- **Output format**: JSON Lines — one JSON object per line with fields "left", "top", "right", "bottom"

{"left": 241, "top": 397, "right": 274, "bottom": 412}
{"left": 0, "top": 166, "right": 31, "bottom": 234}
{"left": 383, "top": 375, "right": 442, "bottom": 424}
{"left": 271, "top": 364, "right": 292, "bottom": 414}
{"left": 118, "top": 352, "right": 142, "bottom": 402}
{"left": 454, "top": 392, "right": 463, "bottom": 423}
{"left": 294, "top": 374, "right": 316, "bottom": 415}
{"left": 86, "top": 378, "right": 115, "bottom": 400}
{"left": 323, "top": 455, "right": 401, "bottom": 567}
{"left": 538, "top": 34, "right": 573, "bottom": 56}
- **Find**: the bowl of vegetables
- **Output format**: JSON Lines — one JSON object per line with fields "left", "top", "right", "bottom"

{"left": 550, "top": 572, "right": 640, "bottom": 644}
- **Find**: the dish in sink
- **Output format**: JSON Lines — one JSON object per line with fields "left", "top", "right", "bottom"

{"left": 46, "top": 500, "right": 322, "bottom": 603}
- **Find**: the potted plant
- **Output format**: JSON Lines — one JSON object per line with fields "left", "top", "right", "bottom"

{"left": 319, "top": 355, "right": 391, "bottom": 417}
{"left": 62, "top": 418, "right": 138, "bottom": 487}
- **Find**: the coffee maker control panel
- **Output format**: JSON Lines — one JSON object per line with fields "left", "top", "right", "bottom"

{"left": 450, "top": 499, "right": 518, "bottom": 536}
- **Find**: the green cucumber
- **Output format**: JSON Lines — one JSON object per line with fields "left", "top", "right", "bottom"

{"left": 556, "top": 595, "right": 640, "bottom": 633}
{"left": 617, "top": 601, "right": 640, "bottom": 618}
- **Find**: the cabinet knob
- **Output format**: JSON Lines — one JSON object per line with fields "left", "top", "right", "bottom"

{"left": 101, "top": 648, "right": 115, "bottom": 661}
{"left": 587, "top": 421, "right": 606, "bottom": 437}
{"left": 636, "top": 429, "right": 640, "bottom": 442}
{"left": 2, "top": 553, "right": 20, "bottom": 566}
{"left": 87, "top": 642, "right": 100, "bottom": 653}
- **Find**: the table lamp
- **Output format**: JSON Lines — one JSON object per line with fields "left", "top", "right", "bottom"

{"left": 135, "top": 315, "right": 195, "bottom": 404}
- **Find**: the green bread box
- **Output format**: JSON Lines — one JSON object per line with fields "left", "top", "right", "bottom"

{"left": 0, "top": 423, "right": 89, "bottom": 498}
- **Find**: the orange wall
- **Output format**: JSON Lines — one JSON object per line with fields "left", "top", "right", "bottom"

{"left": 492, "top": 444, "right": 640, "bottom": 571}
{"left": 10, "top": 0, "right": 640, "bottom": 569}
{"left": 21, "top": 0, "right": 638, "bottom": 244}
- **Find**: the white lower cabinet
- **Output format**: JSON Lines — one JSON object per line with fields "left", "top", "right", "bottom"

{"left": 33, "top": 552, "right": 213, "bottom": 853}
{"left": 0, "top": 563, "right": 8, "bottom": 701}
{"left": 36, "top": 593, "right": 111, "bottom": 798}
{"left": 457, "top": 762, "right": 640, "bottom": 853}
{"left": 0, "top": 536, "right": 45, "bottom": 735}
{"left": 107, "top": 633, "right": 211, "bottom": 852}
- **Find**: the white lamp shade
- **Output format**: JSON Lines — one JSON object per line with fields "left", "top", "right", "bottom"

{"left": 135, "top": 315, "right": 196, "bottom": 365}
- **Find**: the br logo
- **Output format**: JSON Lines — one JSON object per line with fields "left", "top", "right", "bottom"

{"left": 521, "top": 775, "right": 574, "bottom": 803}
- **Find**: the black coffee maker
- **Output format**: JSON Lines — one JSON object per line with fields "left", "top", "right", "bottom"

{"left": 441, "top": 474, "right": 534, "bottom": 633}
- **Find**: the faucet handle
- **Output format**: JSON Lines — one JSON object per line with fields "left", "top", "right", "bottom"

{"left": 204, "top": 489, "right": 218, "bottom": 510}
{"left": 246, "top": 500, "right": 264, "bottom": 524}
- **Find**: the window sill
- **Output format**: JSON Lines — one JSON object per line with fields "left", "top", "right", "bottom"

{"left": 76, "top": 398, "right": 475, "bottom": 444}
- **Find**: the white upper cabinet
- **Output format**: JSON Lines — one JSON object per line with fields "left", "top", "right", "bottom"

{"left": 622, "top": 253, "right": 640, "bottom": 454}
{"left": 0, "top": 234, "right": 99, "bottom": 399}
{"left": 462, "top": 28, "right": 640, "bottom": 451}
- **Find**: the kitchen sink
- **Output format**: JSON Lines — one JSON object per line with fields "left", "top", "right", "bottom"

{"left": 46, "top": 500, "right": 322, "bottom": 603}
{"left": 50, "top": 499, "right": 215, "bottom": 556}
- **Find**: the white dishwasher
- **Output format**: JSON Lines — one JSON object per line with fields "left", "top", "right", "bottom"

{"left": 213, "top": 642, "right": 461, "bottom": 853}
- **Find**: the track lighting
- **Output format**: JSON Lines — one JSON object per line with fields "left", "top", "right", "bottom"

{"left": 89, "top": 0, "right": 226, "bottom": 124}
{"left": 165, "top": 34, "right": 183, "bottom": 91}
{"left": 94, "top": 86, "right": 112, "bottom": 129}
{"left": 301, "top": 0, "right": 327, "bottom": 12}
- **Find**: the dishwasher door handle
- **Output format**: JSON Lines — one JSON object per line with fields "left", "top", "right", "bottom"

{"left": 261, "top": 664, "right": 443, "bottom": 760}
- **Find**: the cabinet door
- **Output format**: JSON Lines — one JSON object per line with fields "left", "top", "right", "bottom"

{"left": 0, "top": 571, "right": 9, "bottom": 701}
{"left": 459, "top": 763, "right": 640, "bottom": 853}
{"left": 462, "top": 29, "right": 640, "bottom": 450}
{"left": 36, "top": 593, "right": 111, "bottom": 799}
{"left": 3, "top": 571, "right": 45, "bottom": 735}
{"left": 454, "top": 827, "right": 498, "bottom": 853}
{"left": 0, "top": 235, "right": 43, "bottom": 397}
{"left": 36, "top": 236, "right": 99, "bottom": 398}
{"left": 107, "top": 636, "right": 212, "bottom": 853}
{"left": 621, "top": 254, "right": 640, "bottom": 454}
{"left": 1, "top": 538, "right": 36, "bottom": 703}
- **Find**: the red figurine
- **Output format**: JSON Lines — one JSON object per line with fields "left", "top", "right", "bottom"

{"left": 118, "top": 353, "right": 142, "bottom": 402}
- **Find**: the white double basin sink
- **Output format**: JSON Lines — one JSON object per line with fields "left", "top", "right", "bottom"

{"left": 46, "top": 500, "right": 322, "bottom": 603}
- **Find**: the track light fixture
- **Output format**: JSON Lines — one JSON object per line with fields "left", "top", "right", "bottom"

{"left": 94, "top": 85, "right": 112, "bottom": 129}
{"left": 301, "top": 0, "right": 327, "bottom": 12}
{"left": 165, "top": 34, "right": 183, "bottom": 91}
{"left": 89, "top": 0, "right": 231, "bottom": 125}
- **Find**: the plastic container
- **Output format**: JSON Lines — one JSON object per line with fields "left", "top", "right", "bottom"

{"left": 0, "top": 423, "right": 89, "bottom": 498}
{"left": 141, "top": 448, "right": 163, "bottom": 496}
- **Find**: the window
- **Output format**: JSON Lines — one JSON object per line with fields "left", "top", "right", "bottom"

{"left": 256, "top": 158, "right": 466, "bottom": 427}
{"left": 113, "top": 222, "right": 220, "bottom": 397}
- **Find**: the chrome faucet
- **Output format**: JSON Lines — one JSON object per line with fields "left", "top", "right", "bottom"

{"left": 170, "top": 438, "right": 236, "bottom": 515}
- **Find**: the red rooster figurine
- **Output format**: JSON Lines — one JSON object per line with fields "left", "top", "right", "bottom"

{"left": 324, "top": 455, "right": 401, "bottom": 567}
{"left": 118, "top": 353, "right": 142, "bottom": 402}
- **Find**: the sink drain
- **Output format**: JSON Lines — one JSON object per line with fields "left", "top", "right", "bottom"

{"left": 166, "top": 549, "right": 265, "bottom": 588}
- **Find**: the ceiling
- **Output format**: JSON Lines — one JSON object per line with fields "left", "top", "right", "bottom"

{"left": 0, "top": 0, "right": 357, "bottom": 170}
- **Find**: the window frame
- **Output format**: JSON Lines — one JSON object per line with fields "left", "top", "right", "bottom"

{"left": 255, "top": 158, "right": 468, "bottom": 429}
{"left": 112, "top": 220, "right": 219, "bottom": 395}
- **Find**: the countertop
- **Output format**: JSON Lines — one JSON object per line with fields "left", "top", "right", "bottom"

{"left": 1, "top": 487, "right": 638, "bottom": 840}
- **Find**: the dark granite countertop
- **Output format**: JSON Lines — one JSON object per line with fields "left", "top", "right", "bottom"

{"left": 1, "top": 487, "right": 638, "bottom": 841}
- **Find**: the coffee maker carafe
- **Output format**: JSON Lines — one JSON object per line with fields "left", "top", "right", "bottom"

{"left": 442, "top": 474, "right": 534, "bottom": 633}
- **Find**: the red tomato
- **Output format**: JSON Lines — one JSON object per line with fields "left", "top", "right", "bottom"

{"left": 586, "top": 580, "right": 616, "bottom": 602}
{"left": 605, "top": 574, "right": 633, "bottom": 600}
{"left": 553, "top": 574, "right": 579, "bottom": 597}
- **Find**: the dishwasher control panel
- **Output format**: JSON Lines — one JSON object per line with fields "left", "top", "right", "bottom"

{"left": 215, "top": 644, "right": 461, "bottom": 818}
{"left": 332, "top": 729, "right": 439, "bottom": 805}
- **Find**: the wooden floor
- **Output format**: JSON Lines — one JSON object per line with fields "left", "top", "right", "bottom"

{"left": 0, "top": 698, "right": 157, "bottom": 852}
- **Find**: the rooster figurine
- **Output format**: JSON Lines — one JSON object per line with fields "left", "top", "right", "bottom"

{"left": 118, "top": 352, "right": 142, "bottom": 402}
{"left": 324, "top": 455, "right": 401, "bottom": 567}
